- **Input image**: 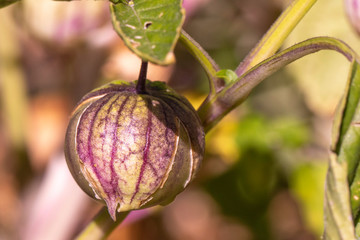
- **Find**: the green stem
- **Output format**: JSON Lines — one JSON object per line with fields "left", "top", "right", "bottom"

{"left": 75, "top": 207, "right": 130, "bottom": 240}
{"left": 235, "top": 0, "right": 317, "bottom": 76}
{"left": 198, "top": 37, "right": 355, "bottom": 132}
{"left": 179, "top": 30, "right": 222, "bottom": 94}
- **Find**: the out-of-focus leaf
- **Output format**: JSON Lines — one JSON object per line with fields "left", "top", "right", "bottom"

{"left": 234, "top": 114, "right": 308, "bottom": 151}
{"left": 0, "top": 0, "right": 19, "bottom": 8}
{"left": 0, "top": 8, "right": 27, "bottom": 149}
{"left": 205, "top": 147, "right": 281, "bottom": 239}
{"left": 323, "top": 154, "right": 356, "bottom": 240}
{"left": 290, "top": 163, "right": 327, "bottom": 236}
{"left": 205, "top": 113, "right": 310, "bottom": 238}
{"left": 110, "top": 0, "right": 185, "bottom": 65}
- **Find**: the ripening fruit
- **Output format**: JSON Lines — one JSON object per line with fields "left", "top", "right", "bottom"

{"left": 64, "top": 80, "right": 205, "bottom": 220}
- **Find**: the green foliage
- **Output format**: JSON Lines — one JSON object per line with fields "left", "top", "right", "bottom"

{"left": 110, "top": 0, "right": 184, "bottom": 65}
{"left": 204, "top": 113, "right": 311, "bottom": 238}
{"left": 205, "top": 147, "right": 280, "bottom": 239}
{"left": 290, "top": 163, "right": 327, "bottom": 236}
{"left": 323, "top": 154, "right": 356, "bottom": 239}
{"left": 235, "top": 114, "right": 309, "bottom": 150}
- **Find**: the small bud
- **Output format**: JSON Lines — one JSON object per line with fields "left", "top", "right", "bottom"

{"left": 65, "top": 80, "right": 205, "bottom": 220}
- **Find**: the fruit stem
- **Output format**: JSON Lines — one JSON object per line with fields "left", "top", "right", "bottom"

{"left": 136, "top": 60, "right": 148, "bottom": 94}
{"left": 75, "top": 207, "right": 130, "bottom": 240}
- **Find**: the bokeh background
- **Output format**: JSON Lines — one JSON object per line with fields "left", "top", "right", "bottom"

{"left": 1, "top": 0, "right": 360, "bottom": 239}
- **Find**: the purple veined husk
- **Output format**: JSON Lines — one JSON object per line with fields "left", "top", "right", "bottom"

{"left": 64, "top": 80, "right": 205, "bottom": 220}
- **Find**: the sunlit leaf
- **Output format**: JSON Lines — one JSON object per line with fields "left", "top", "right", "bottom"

{"left": 110, "top": 0, "right": 185, "bottom": 65}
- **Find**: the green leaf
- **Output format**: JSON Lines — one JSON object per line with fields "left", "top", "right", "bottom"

{"left": 0, "top": 0, "right": 19, "bottom": 8}
{"left": 110, "top": 0, "right": 185, "bottom": 65}
{"left": 323, "top": 154, "right": 356, "bottom": 240}
{"left": 204, "top": 147, "right": 280, "bottom": 239}
{"left": 290, "top": 163, "right": 327, "bottom": 236}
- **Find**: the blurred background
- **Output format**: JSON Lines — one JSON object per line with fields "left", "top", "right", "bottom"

{"left": 1, "top": 0, "right": 360, "bottom": 239}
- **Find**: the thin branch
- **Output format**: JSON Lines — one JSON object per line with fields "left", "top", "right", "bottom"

{"left": 75, "top": 207, "right": 130, "bottom": 240}
{"left": 198, "top": 37, "right": 356, "bottom": 132}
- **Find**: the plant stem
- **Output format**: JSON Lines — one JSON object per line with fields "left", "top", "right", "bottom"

{"left": 75, "top": 207, "right": 130, "bottom": 240}
{"left": 235, "top": 0, "right": 317, "bottom": 76}
{"left": 198, "top": 37, "right": 355, "bottom": 132}
{"left": 179, "top": 30, "right": 221, "bottom": 94}
{"left": 136, "top": 60, "right": 148, "bottom": 94}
